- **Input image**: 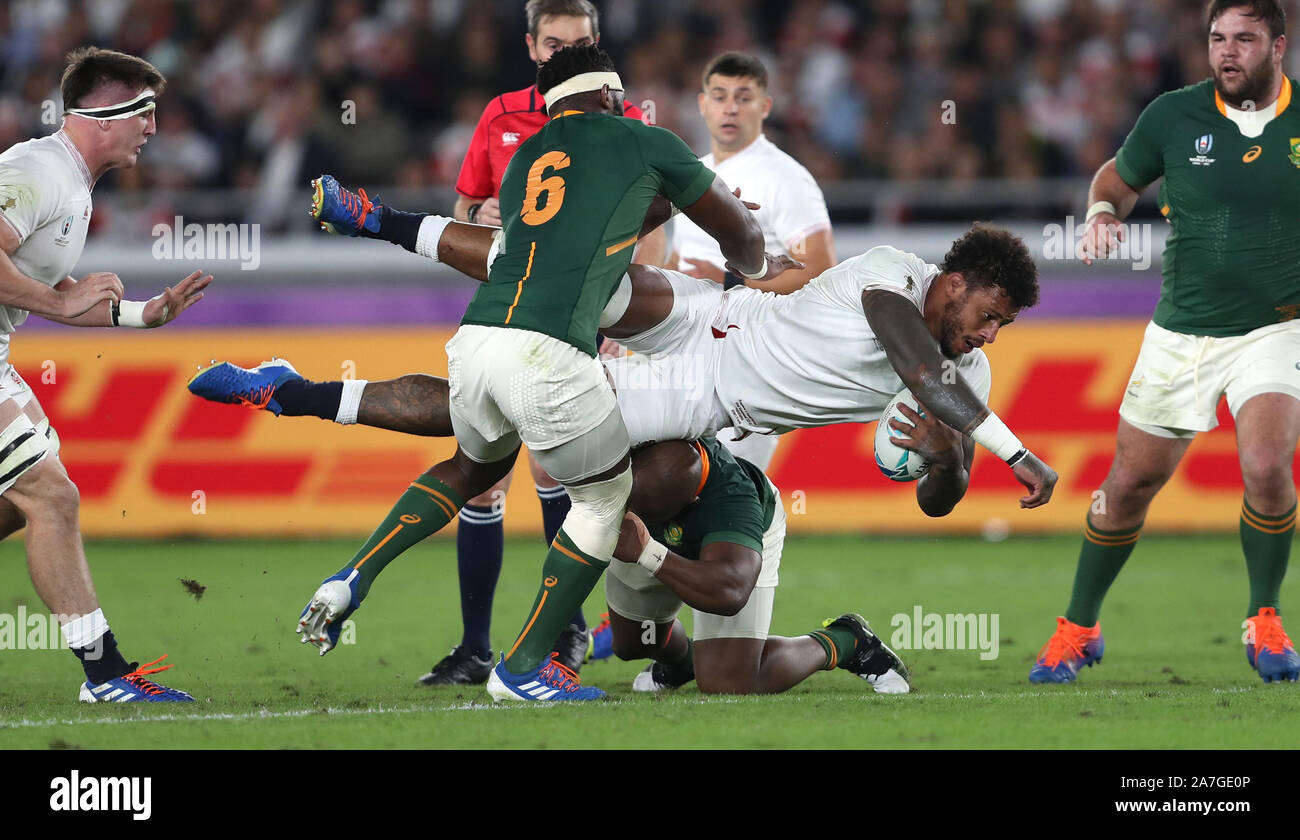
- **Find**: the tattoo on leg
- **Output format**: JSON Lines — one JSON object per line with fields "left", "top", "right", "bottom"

{"left": 358, "top": 375, "right": 453, "bottom": 437}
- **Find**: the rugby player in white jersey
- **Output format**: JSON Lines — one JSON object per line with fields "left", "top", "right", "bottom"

{"left": 0, "top": 47, "right": 209, "bottom": 702}
{"left": 198, "top": 210, "right": 1057, "bottom": 506}
{"left": 192, "top": 214, "right": 1057, "bottom": 695}
{"left": 671, "top": 52, "right": 836, "bottom": 472}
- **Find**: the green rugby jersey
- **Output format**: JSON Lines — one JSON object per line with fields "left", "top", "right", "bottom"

{"left": 1115, "top": 77, "right": 1300, "bottom": 336}
{"left": 648, "top": 436, "right": 778, "bottom": 561}
{"left": 460, "top": 110, "right": 714, "bottom": 356}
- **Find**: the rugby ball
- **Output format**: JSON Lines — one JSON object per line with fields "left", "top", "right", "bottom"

{"left": 874, "top": 388, "right": 930, "bottom": 482}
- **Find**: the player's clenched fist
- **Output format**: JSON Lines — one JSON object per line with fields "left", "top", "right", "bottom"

{"left": 1075, "top": 212, "right": 1125, "bottom": 265}
{"left": 613, "top": 511, "right": 651, "bottom": 564}
{"left": 1011, "top": 452, "right": 1058, "bottom": 509}
{"left": 61, "top": 271, "right": 123, "bottom": 317}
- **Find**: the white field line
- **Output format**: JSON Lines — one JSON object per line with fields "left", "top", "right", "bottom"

{"left": 0, "top": 701, "right": 570, "bottom": 729}
{"left": 0, "top": 685, "right": 1259, "bottom": 729}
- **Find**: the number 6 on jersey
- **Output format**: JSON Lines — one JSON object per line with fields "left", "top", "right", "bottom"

{"left": 521, "top": 151, "right": 569, "bottom": 226}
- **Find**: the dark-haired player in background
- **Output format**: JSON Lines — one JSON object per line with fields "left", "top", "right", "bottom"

{"left": 1030, "top": 0, "right": 1300, "bottom": 685}
{"left": 293, "top": 45, "right": 767, "bottom": 701}
{"left": 0, "top": 47, "right": 208, "bottom": 702}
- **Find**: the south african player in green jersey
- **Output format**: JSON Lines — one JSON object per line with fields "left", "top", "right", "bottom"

{"left": 1032, "top": 0, "right": 1300, "bottom": 684}
{"left": 293, "top": 46, "right": 767, "bottom": 700}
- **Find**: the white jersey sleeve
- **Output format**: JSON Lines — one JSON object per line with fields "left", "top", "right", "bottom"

{"left": 815, "top": 245, "right": 935, "bottom": 313}
{"left": 767, "top": 163, "right": 830, "bottom": 249}
{"left": 0, "top": 159, "right": 60, "bottom": 244}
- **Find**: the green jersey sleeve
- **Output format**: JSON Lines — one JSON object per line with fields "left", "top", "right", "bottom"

{"left": 1115, "top": 94, "right": 1170, "bottom": 189}
{"left": 632, "top": 123, "right": 715, "bottom": 209}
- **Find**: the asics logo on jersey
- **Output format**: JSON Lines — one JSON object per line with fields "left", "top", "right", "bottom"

{"left": 710, "top": 323, "right": 741, "bottom": 338}
{"left": 1243, "top": 145, "right": 1262, "bottom": 163}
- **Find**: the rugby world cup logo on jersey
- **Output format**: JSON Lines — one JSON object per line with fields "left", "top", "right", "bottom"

{"left": 1190, "top": 133, "right": 1216, "bottom": 166}
{"left": 54, "top": 213, "right": 74, "bottom": 246}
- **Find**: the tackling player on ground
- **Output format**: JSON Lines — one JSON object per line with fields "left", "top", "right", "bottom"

{"left": 1030, "top": 0, "right": 1300, "bottom": 685}
{"left": 0, "top": 47, "right": 209, "bottom": 702}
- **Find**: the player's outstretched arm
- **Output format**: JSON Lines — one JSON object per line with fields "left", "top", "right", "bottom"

{"left": 0, "top": 241, "right": 122, "bottom": 319}
{"left": 613, "top": 512, "right": 761, "bottom": 616}
{"left": 863, "top": 289, "right": 1057, "bottom": 508}
{"left": 41, "top": 270, "right": 210, "bottom": 328}
{"left": 678, "top": 176, "right": 766, "bottom": 279}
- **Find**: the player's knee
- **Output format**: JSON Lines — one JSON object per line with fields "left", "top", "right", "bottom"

{"left": 697, "top": 672, "right": 759, "bottom": 695}
{"left": 1102, "top": 466, "right": 1167, "bottom": 510}
{"left": 611, "top": 634, "right": 652, "bottom": 661}
{"left": 561, "top": 467, "right": 633, "bottom": 558}
{"left": 1240, "top": 451, "right": 1293, "bottom": 504}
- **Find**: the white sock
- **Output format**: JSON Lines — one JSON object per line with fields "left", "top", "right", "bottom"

{"left": 336, "top": 379, "right": 368, "bottom": 425}
{"left": 60, "top": 607, "right": 109, "bottom": 650}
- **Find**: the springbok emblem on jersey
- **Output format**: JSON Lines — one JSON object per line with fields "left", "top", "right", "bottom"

{"left": 1289, "top": 138, "right": 1300, "bottom": 167}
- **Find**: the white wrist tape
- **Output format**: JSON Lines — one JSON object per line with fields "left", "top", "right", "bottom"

{"left": 637, "top": 538, "right": 668, "bottom": 575}
{"left": 969, "top": 411, "right": 1026, "bottom": 464}
{"left": 114, "top": 298, "right": 150, "bottom": 328}
{"left": 735, "top": 259, "right": 768, "bottom": 282}
{"left": 415, "top": 215, "right": 453, "bottom": 261}
{"left": 1085, "top": 201, "right": 1117, "bottom": 222}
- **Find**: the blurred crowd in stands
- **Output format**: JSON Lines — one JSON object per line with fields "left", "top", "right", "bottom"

{"left": 2, "top": 0, "right": 1293, "bottom": 231}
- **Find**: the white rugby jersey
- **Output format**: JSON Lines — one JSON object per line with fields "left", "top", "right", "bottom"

{"left": 0, "top": 131, "right": 94, "bottom": 367}
{"left": 674, "top": 134, "right": 830, "bottom": 266}
{"left": 713, "top": 245, "right": 991, "bottom": 434}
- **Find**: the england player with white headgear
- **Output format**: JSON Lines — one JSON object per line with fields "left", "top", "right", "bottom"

{"left": 0, "top": 47, "right": 210, "bottom": 702}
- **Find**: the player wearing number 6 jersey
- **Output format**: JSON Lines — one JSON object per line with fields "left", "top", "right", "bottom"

{"left": 291, "top": 46, "right": 766, "bottom": 701}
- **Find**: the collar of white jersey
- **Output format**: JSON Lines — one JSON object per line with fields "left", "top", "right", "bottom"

{"left": 54, "top": 130, "right": 94, "bottom": 189}
{"left": 710, "top": 133, "right": 771, "bottom": 168}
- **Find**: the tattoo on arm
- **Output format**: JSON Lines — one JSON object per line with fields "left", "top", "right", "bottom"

{"left": 862, "top": 290, "right": 991, "bottom": 436}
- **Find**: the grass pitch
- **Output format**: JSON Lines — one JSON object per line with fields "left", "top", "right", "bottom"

{"left": 0, "top": 534, "right": 1295, "bottom": 749}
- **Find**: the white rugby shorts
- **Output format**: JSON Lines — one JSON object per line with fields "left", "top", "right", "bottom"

{"left": 1120, "top": 320, "right": 1300, "bottom": 437}
{"left": 446, "top": 325, "right": 619, "bottom": 461}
